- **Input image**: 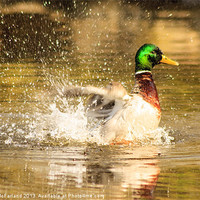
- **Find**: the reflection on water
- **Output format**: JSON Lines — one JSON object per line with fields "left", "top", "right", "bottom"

{"left": 0, "top": 146, "right": 160, "bottom": 199}
{"left": 0, "top": 0, "right": 200, "bottom": 199}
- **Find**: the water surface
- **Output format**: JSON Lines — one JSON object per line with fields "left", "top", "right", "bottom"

{"left": 0, "top": 1, "right": 200, "bottom": 199}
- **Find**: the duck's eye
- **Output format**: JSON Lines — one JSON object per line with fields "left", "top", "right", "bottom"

{"left": 147, "top": 54, "right": 155, "bottom": 63}
{"left": 153, "top": 47, "right": 163, "bottom": 55}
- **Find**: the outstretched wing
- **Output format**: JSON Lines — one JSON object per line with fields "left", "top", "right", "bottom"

{"left": 63, "top": 82, "right": 129, "bottom": 119}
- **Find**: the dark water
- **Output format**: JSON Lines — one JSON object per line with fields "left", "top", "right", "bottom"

{"left": 0, "top": 1, "right": 200, "bottom": 199}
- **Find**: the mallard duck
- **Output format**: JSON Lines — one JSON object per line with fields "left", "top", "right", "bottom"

{"left": 63, "top": 44, "right": 179, "bottom": 144}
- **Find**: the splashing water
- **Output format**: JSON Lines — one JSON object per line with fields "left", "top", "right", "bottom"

{"left": 0, "top": 106, "right": 174, "bottom": 147}
{"left": 0, "top": 79, "right": 174, "bottom": 147}
{"left": 27, "top": 100, "right": 103, "bottom": 145}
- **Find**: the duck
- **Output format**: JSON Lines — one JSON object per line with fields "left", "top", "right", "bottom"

{"left": 63, "top": 44, "right": 179, "bottom": 144}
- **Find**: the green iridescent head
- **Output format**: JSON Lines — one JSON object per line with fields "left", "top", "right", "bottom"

{"left": 135, "top": 44, "right": 179, "bottom": 73}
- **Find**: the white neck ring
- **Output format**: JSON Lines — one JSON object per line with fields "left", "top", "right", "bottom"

{"left": 135, "top": 70, "right": 152, "bottom": 75}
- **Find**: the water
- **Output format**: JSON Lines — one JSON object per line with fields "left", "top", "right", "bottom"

{"left": 0, "top": 1, "right": 200, "bottom": 199}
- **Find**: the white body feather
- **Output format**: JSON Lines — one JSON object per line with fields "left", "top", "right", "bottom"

{"left": 101, "top": 95, "right": 161, "bottom": 143}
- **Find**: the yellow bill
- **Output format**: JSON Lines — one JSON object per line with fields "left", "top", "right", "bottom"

{"left": 160, "top": 55, "right": 179, "bottom": 66}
